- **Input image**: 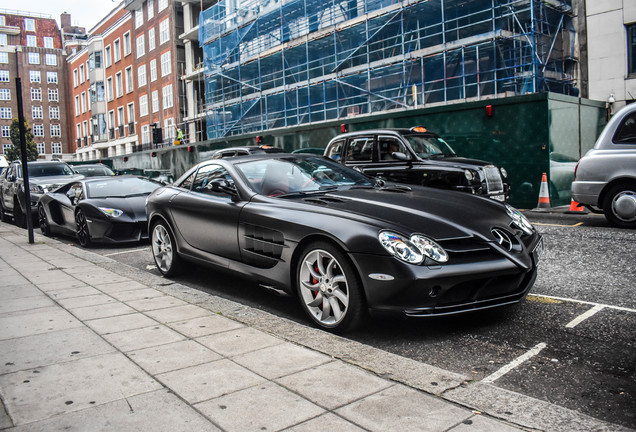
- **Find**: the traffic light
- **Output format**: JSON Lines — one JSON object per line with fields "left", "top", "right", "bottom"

{"left": 152, "top": 126, "right": 163, "bottom": 144}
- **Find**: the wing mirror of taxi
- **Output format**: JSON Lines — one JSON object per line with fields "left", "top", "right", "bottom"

{"left": 392, "top": 152, "right": 410, "bottom": 161}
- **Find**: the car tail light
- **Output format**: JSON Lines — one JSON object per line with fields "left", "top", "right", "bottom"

{"left": 574, "top": 161, "right": 580, "bottom": 179}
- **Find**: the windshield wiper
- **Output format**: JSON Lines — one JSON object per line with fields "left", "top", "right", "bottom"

{"left": 274, "top": 185, "right": 339, "bottom": 198}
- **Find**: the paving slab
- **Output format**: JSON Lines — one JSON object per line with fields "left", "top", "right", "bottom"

{"left": 196, "top": 381, "right": 325, "bottom": 431}
{"left": 0, "top": 327, "right": 115, "bottom": 374}
{"left": 92, "top": 280, "right": 149, "bottom": 294}
{"left": 128, "top": 340, "right": 222, "bottom": 375}
{"left": 0, "top": 352, "right": 162, "bottom": 425}
{"left": 233, "top": 342, "right": 332, "bottom": 379}
{"left": 0, "top": 296, "right": 55, "bottom": 315}
{"left": 143, "top": 304, "right": 211, "bottom": 323}
{"left": 196, "top": 326, "right": 284, "bottom": 357}
{"left": 286, "top": 413, "right": 367, "bottom": 432}
{"left": 168, "top": 314, "right": 244, "bottom": 338}
{"left": 0, "top": 307, "right": 82, "bottom": 340}
{"left": 45, "top": 285, "right": 102, "bottom": 300}
{"left": 107, "top": 287, "right": 165, "bottom": 302}
{"left": 85, "top": 312, "right": 159, "bottom": 335}
{"left": 55, "top": 293, "right": 118, "bottom": 309}
{"left": 66, "top": 301, "right": 136, "bottom": 321}
{"left": 126, "top": 295, "right": 189, "bottom": 312}
{"left": 102, "top": 324, "right": 186, "bottom": 352}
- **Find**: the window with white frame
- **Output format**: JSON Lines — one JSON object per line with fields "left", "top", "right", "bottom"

{"left": 48, "top": 88, "right": 58, "bottom": 102}
{"left": 135, "top": 9, "right": 143, "bottom": 28}
{"left": 150, "top": 59, "right": 157, "bottom": 81}
{"left": 106, "top": 77, "right": 113, "bottom": 101}
{"left": 123, "top": 32, "right": 131, "bottom": 56}
{"left": 148, "top": 27, "right": 155, "bottom": 51}
{"left": 81, "top": 92, "right": 86, "bottom": 113}
{"left": 1, "top": 126, "right": 10, "bottom": 138}
{"left": 0, "top": 88, "right": 10, "bottom": 101}
{"left": 82, "top": 120, "right": 88, "bottom": 137}
{"left": 37, "top": 143, "right": 45, "bottom": 154}
{"left": 47, "top": 71, "right": 58, "bottom": 84}
{"left": 0, "top": 107, "right": 11, "bottom": 118}
{"left": 24, "top": 18, "right": 35, "bottom": 31}
{"left": 31, "top": 88, "right": 42, "bottom": 101}
{"left": 32, "top": 106, "right": 43, "bottom": 118}
{"left": 136, "top": 34, "right": 145, "bottom": 57}
{"left": 139, "top": 94, "right": 148, "bottom": 116}
{"left": 76, "top": 124, "right": 81, "bottom": 140}
{"left": 73, "top": 69, "right": 78, "bottom": 87}
{"left": 138, "top": 64, "right": 147, "bottom": 87}
{"left": 26, "top": 35, "right": 37, "bottom": 47}
{"left": 142, "top": 124, "right": 150, "bottom": 144}
{"left": 164, "top": 117, "right": 174, "bottom": 140}
{"left": 51, "top": 142, "right": 62, "bottom": 154}
{"left": 29, "top": 70, "right": 40, "bottom": 82}
{"left": 45, "top": 54, "right": 57, "bottom": 66}
{"left": 105, "top": 45, "right": 112, "bottom": 67}
{"left": 158, "top": 0, "right": 168, "bottom": 12}
{"left": 162, "top": 84, "right": 173, "bottom": 109}
{"left": 117, "top": 107, "right": 124, "bottom": 126}
{"left": 79, "top": 64, "right": 85, "bottom": 83}
{"left": 114, "top": 39, "right": 121, "bottom": 62}
{"left": 28, "top": 52, "right": 39, "bottom": 64}
{"left": 0, "top": 34, "right": 6, "bottom": 46}
{"left": 151, "top": 90, "right": 159, "bottom": 113}
{"left": 0, "top": 70, "right": 8, "bottom": 82}
{"left": 148, "top": 0, "right": 154, "bottom": 19}
{"left": 116, "top": 72, "right": 123, "bottom": 97}
{"left": 74, "top": 95, "right": 80, "bottom": 116}
{"left": 49, "top": 106, "right": 59, "bottom": 119}
{"left": 0, "top": 16, "right": 4, "bottom": 26}
{"left": 2, "top": 144, "right": 12, "bottom": 154}
{"left": 43, "top": 36, "right": 54, "bottom": 48}
{"left": 125, "top": 66, "right": 133, "bottom": 93}
{"left": 127, "top": 103, "right": 135, "bottom": 124}
{"left": 33, "top": 124, "right": 44, "bottom": 137}
{"left": 160, "top": 51, "right": 171, "bottom": 76}
{"left": 0, "top": 53, "right": 8, "bottom": 64}
{"left": 85, "top": 61, "right": 89, "bottom": 80}
{"left": 159, "top": 18, "right": 169, "bottom": 44}
{"left": 50, "top": 124, "right": 61, "bottom": 137}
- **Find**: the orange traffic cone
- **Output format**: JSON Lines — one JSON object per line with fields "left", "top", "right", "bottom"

{"left": 565, "top": 198, "right": 588, "bottom": 214}
{"left": 534, "top": 172, "right": 551, "bottom": 210}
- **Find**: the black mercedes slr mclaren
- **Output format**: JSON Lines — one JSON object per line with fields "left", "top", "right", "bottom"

{"left": 146, "top": 154, "right": 543, "bottom": 332}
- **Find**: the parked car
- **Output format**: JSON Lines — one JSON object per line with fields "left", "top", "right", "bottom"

{"left": 72, "top": 163, "right": 116, "bottom": 177}
{"left": 146, "top": 154, "right": 542, "bottom": 332}
{"left": 0, "top": 160, "right": 84, "bottom": 227}
{"left": 210, "top": 145, "right": 285, "bottom": 159}
{"left": 572, "top": 103, "right": 636, "bottom": 228}
{"left": 115, "top": 168, "right": 175, "bottom": 184}
{"left": 324, "top": 127, "right": 510, "bottom": 201}
{"left": 38, "top": 176, "right": 162, "bottom": 247}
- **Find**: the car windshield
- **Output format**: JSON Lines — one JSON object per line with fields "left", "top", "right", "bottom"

{"left": 25, "top": 163, "right": 75, "bottom": 177}
{"left": 86, "top": 177, "right": 161, "bottom": 198}
{"left": 236, "top": 157, "right": 374, "bottom": 196}
{"left": 74, "top": 166, "right": 115, "bottom": 176}
{"left": 404, "top": 134, "right": 457, "bottom": 158}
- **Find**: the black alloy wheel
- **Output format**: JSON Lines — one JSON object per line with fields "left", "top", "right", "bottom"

{"left": 75, "top": 209, "right": 92, "bottom": 247}
{"left": 296, "top": 241, "right": 366, "bottom": 333}
{"left": 38, "top": 204, "right": 50, "bottom": 236}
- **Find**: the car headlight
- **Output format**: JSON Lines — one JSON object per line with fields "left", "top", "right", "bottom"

{"left": 464, "top": 169, "right": 474, "bottom": 181}
{"left": 98, "top": 207, "right": 123, "bottom": 217}
{"left": 505, "top": 204, "right": 533, "bottom": 235}
{"left": 29, "top": 184, "right": 45, "bottom": 194}
{"left": 500, "top": 167, "right": 508, "bottom": 178}
{"left": 378, "top": 231, "right": 448, "bottom": 264}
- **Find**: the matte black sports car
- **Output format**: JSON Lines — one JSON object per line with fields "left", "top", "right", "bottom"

{"left": 146, "top": 154, "right": 543, "bottom": 332}
{"left": 38, "top": 176, "right": 161, "bottom": 247}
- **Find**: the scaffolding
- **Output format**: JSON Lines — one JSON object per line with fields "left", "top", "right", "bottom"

{"left": 199, "top": 0, "right": 577, "bottom": 139}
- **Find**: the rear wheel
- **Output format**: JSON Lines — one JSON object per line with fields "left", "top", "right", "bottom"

{"left": 603, "top": 182, "right": 636, "bottom": 229}
{"left": 75, "top": 209, "right": 92, "bottom": 247}
{"left": 151, "top": 220, "right": 184, "bottom": 276}
{"left": 296, "top": 241, "right": 366, "bottom": 333}
{"left": 13, "top": 199, "right": 26, "bottom": 228}
{"left": 38, "top": 204, "right": 50, "bottom": 236}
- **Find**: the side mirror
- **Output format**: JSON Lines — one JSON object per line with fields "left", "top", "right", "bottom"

{"left": 391, "top": 152, "right": 410, "bottom": 161}
{"left": 209, "top": 178, "right": 239, "bottom": 199}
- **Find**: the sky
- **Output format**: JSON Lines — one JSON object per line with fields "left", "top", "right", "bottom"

{"left": 8, "top": 0, "right": 121, "bottom": 32}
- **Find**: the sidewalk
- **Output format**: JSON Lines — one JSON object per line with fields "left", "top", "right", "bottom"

{"left": 0, "top": 222, "right": 627, "bottom": 432}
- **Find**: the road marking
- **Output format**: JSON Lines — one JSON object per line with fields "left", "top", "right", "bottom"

{"left": 529, "top": 293, "right": 636, "bottom": 313}
{"left": 482, "top": 342, "right": 547, "bottom": 384}
{"left": 104, "top": 248, "right": 149, "bottom": 257}
{"left": 533, "top": 222, "right": 584, "bottom": 227}
{"left": 565, "top": 304, "right": 605, "bottom": 328}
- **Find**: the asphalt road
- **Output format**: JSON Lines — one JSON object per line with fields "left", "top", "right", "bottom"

{"left": 63, "top": 210, "right": 636, "bottom": 429}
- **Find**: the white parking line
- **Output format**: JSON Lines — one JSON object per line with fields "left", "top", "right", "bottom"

{"left": 529, "top": 293, "right": 636, "bottom": 313}
{"left": 565, "top": 304, "right": 605, "bottom": 329}
{"left": 482, "top": 342, "right": 547, "bottom": 384}
{"left": 103, "top": 248, "right": 149, "bottom": 257}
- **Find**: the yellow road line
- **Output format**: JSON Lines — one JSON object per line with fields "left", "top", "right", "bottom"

{"left": 533, "top": 222, "right": 584, "bottom": 227}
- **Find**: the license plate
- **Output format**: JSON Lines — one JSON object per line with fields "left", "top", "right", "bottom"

{"left": 533, "top": 237, "right": 544, "bottom": 264}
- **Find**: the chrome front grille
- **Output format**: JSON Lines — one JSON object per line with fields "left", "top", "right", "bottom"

{"left": 483, "top": 165, "right": 504, "bottom": 194}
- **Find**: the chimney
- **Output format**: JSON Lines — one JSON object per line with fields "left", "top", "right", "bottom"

{"left": 60, "top": 12, "right": 71, "bottom": 30}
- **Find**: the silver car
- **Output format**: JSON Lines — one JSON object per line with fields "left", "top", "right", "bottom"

{"left": 571, "top": 103, "right": 636, "bottom": 228}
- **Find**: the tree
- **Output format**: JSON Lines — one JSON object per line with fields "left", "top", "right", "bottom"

{"left": 6, "top": 119, "right": 39, "bottom": 162}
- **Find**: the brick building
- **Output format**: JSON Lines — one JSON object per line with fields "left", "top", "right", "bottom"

{"left": 0, "top": 11, "right": 69, "bottom": 159}
{"left": 68, "top": 0, "right": 184, "bottom": 161}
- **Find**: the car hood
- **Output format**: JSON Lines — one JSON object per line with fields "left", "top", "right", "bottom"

{"left": 86, "top": 195, "right": 148, "bottom": 221}
{"left": 31, "top": 175, "right": 84, "bottom": 189}
{"left": 283, "top": 186, "right": 517, "bottom": 241}
{"left": 418, "top": 156, "right": 495, "bottom": 169}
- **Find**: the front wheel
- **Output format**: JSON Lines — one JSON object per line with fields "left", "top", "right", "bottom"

{"left": 296, "top": 241, "right": 366, "bottom": 333}
{"left": 75, "top": 209, "right": 92, "bottom": 247}
{"left": 38, "top": 204, "right": 50, "bottom": 236}
{"left": 151, "top": 220, "right": 184, "bottom": 276}
{"left": 13, "top": 199, "right": 26, "bottom": 228}
{"left": 603, "top": 183, "right": 636, "bottom": 229}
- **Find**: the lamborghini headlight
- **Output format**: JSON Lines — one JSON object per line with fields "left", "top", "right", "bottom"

{"left": 505, "top": 203, "right": 533, "bottom": 235}
{"left": 378, "top": 231, "right": 448, "bottom": 264}
{"left": 98, "top": 207, "right": 123, "bottom": 217}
